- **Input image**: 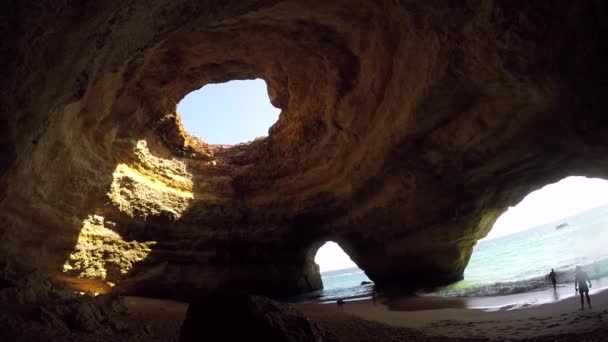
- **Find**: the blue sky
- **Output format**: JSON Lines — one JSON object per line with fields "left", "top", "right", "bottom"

{"left": 177, "top": 79, "right": 280, "bottom": 145}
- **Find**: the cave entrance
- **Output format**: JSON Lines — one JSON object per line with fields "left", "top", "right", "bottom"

{"left": 314, "top": 241, "right": 373, "bottom": 291}
{"left": 447, "top": 176, "right": 608, "bottom": 300}
{"left": 177, "top": 79, "right": 280, "bottom": 145}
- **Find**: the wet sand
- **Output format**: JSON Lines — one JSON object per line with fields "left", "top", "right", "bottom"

{"left": 297, "top": 286, "right": 608, "bottom": 340}
{"left": 118, "top": 287, "right": 607, "bottom": 341}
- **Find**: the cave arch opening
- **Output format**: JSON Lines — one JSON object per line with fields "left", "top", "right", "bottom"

{"left": 176, "top": 79, "right": 281, "bottom": 145}
{"left": 448, "top": 176, "right": 608, "bottom": 299}
{"left": 313, "top": 241, "right": 373, "bottom": 292}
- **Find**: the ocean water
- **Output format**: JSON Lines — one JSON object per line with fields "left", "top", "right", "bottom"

{"left": 288, "top": 267, "right": 374, "bottom": 302}
{"left": 437, "top": 204, "right": 608, "bottom": 297}
{"left": 321, "top": 267, "right": 372, "bottom": 290}
{"left": 292, "top": 204, "right": 608, "bottom": 302}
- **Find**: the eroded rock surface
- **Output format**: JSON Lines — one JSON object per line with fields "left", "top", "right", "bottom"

{"left": 1, "top": 1, "right": 608, "bottom": 298}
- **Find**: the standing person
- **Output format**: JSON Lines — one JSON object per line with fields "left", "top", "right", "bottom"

{"left": 575, "top": 266, "right": 592, "bottom": 310}
{"left": 548, "top": 269, "right": 558, "bottom": 291}
{"left": 371, "top": 291, "right": 377, "bottom": 305}
{"left": 337, "top": 298, "right": 345, "bottom": 311}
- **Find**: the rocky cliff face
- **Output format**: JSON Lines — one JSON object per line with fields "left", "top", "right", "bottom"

{"left": 1, "top": 1, "right": 608, "bottom": 299}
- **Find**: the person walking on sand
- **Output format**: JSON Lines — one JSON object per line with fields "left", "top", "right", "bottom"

{"left": 548, "top": 269, "right": 558, "bottom": 291}
{"left": 575, "top": 266, "right": 592, "bottom": 310}
{"left": 337, "top": 298, "right": 345, "bottom": 311}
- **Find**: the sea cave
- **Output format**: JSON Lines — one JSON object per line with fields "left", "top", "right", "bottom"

{"left": 1, "top": 1, "right": 608, "bottom": 341}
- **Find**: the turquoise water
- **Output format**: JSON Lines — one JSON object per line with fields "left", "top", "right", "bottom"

{"left": 439, "top": 204, "right": 608, "bottom": 296}
{"left": 294, "top": 204, "right": 608, "bottom": 302}
{"left": 289, "top": 267, "right": 373, "bottom": 302}
{"left": 321, "top": 267, "right": 372, "bottom": 290}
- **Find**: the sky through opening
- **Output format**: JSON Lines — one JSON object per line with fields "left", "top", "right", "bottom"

{"left": 314, "top": 242, "right": 357, "bottom": 272}
{"left": 177, "top": 79, "right": 280, "bottom": 145}
{"left": 316, "top": 178, "right": 608, "bottom": 271}
{"left": 484, "top": 176, "right": 608, "bottom": 240}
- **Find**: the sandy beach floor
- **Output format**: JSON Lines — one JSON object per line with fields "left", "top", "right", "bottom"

{"left": 297, "top": 287, "right": 608, "bottom": 341}
{"left": 115, "top": 286, "right": 608, "bottom": 341}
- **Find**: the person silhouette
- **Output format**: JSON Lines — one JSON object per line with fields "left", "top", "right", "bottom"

{"left": 574, "top": 266, "right": 592, "bottom": 310}
{"left": 548, "top": 269, "right": 558, "bottom": 291}
{"left": 337, "top": 298, "right": 345, "bottom": 311}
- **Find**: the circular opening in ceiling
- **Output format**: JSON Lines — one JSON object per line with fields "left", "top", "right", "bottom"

{"left": 177, "top": 79, "right": 281, "bottom": 145}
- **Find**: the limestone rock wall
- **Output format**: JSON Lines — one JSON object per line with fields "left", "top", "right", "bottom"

{"left": 1, "top": 0, "right": 608, "bottom": 298}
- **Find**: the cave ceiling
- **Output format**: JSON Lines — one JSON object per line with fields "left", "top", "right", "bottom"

{"left": 1, "top": 0, "right": 607, "bottom": 298}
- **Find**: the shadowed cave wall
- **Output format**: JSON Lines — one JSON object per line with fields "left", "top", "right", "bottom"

{"left": 1, "top": 0, "right": 608, "bottom": 300}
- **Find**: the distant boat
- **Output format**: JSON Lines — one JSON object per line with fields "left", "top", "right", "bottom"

{"left": 555, "top": 222, "right": 569, "bottom": 230}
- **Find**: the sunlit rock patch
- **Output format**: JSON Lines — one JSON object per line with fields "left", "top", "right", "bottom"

{"left": 107, "top": 140, "right": 194, "bottom": 221}
{"left": 62, "top": 215, "right": 155, "bottom": 282}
